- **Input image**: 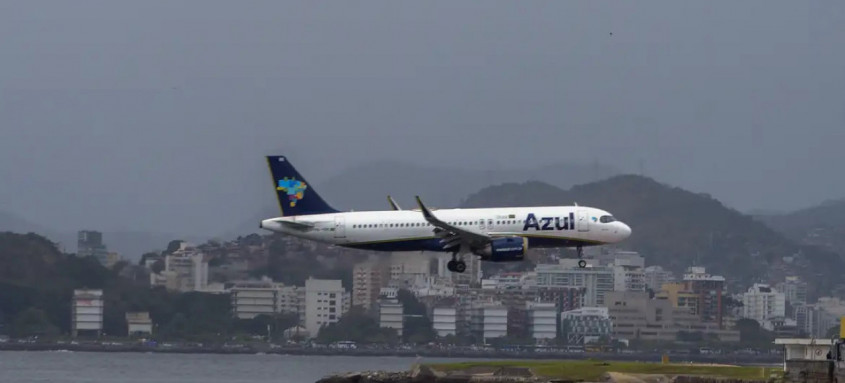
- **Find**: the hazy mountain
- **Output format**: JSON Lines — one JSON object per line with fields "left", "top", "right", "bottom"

{"left": 1, "top": 210, "right": 199, "bottom": 261}
{"left": 0, "top": 210, "right": 56, "bottom": 237}
{"left": 755, "top": 198, "right": 845, "bottom": 256}
{"left": 462, "top": 175, "right": 843, "bottom": 296}
{"left": 318, "top": 160, "right": 619, "bottom": 211}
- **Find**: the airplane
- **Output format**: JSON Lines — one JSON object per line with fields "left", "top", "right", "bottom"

{"left": 259, "top": 156, "right": 631, "bottom": 272}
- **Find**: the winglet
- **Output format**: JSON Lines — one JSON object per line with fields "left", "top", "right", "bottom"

{"left": 415, "top": 196, "right": 437, "bottom": 222}
{"left": 387, "top": 195, "right": 402, "bottom": 211}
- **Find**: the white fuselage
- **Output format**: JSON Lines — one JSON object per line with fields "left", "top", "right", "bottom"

{"left": 260, "top": 205, "right": 631, "bottom": 252}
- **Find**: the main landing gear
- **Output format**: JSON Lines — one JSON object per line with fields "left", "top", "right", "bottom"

{"left": 447, "top": 252, "right": 467, "bottom": 273}
{"left": 576, "top": 245, "right": 586, "bottom": 268}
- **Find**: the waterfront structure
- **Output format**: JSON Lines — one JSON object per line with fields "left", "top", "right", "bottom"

{"left": 126, "top": 312, "right": 153, "bottom": 336}
{"left": 72, "top": 289, "right": 104, "bottom": 337}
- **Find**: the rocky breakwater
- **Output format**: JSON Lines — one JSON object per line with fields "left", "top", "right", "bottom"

{"left": 315, "top": 365, "right": 550, "bottom": 383}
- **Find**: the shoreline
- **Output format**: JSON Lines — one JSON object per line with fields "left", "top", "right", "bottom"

{"left": 0, "top": 343, "right": 781, "bottom": 365}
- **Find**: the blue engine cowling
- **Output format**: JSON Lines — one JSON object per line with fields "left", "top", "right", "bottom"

{"left": 477, "top": 237, "right": 528, "bottom": 262}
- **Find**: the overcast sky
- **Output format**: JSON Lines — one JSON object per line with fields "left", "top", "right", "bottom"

{"left": 1, "top": 1, "right": 843, "bottom": 236}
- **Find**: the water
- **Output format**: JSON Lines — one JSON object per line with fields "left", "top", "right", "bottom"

{"left": 0, "top": 351, "right": 468, "bottom": 383}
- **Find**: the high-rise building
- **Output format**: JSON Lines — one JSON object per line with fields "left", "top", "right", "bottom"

{"left": 77, "top": 230, "right": 109, "bottom": 265}
{"left": 682, "top": 267, "right": 726, "bottom": 327}
{"left": 304, "top": 278, "right": 347, "bottom": 337}
{"left": 72, "top": 289, "right": 103, "bottom": 337}
{"left": 535, "top": 260, "right": 614, "bottom": 306}
{"left": 742, "top": 283, "right": 786, "bottom": 324}
{"left": 469, "top": 304, "right": 507, "bottom": 343}
{"left": 777, "top": 276, "right": 809, "bottom": 306}
{"left": 352, "top": 261, "right": 387, "bottom": 312}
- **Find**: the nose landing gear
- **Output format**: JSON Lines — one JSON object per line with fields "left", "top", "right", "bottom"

{"left": 576, "top": 245, "right": 586, "bottom": 268}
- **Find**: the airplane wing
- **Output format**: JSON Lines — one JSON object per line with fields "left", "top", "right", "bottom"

{"left": 387, "top": 195, "right": 402, "bottom": 211}
{"left": 415, "top": 196, "right": 491, "bottom": 250}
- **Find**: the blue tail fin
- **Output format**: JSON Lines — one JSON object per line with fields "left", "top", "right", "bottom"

{"left": 266, "top": 156, "right": 338, "bottom": 216}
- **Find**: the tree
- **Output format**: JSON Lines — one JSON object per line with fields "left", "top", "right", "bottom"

{"left": 138, "top": 252, "right": 159, "bottom": 266}
{"left": 316, "top": 307, "right": 398, "bottom": 344}
{"left": 151, "top": 259, "right": 165, "bottom": 274}
{"left": 13, "top": 308, "right": 59, "bottom": 337}
{"left": 735, "top": 318, "right": 775, "bottom": 344}
{"left": 165, "top": 240, "right": 184, "bottom": 254}
{"left": 397, "top": 289, "right": 436, "bottom": 344}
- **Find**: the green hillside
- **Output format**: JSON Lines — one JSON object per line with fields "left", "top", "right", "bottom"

{"left": 462, "top": 175, "right": 842, "bottom": 296}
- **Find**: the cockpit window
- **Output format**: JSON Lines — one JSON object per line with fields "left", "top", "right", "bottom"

{"left": 600, "top": 215, "right": 616, "bottom": 223}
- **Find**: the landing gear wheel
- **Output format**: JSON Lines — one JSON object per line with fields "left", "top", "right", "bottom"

{"left": 576, "top": 245, "right": 584, "bottom": 260}
{"left": 454, "top": 261, "right": 467, "bottom": 273}
{"left": 446, "top": 260, "right": 457, "bottom": 272}
{"left": 578, "top": 259, "right": 587, "bottom": 268}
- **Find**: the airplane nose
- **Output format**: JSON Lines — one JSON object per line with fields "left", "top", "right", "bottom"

{"left": 618, "top": 222, "right": 632, "bottom": 240}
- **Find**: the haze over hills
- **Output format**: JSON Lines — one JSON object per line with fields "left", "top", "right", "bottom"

{"left": 0, "top": 211, "right": 201, "bottom": 261}
{"left": 755, "top": 198, "right": 845, "bottom": 257}
{"left": 462, "top": 175, "right": 843, "bottom": 297}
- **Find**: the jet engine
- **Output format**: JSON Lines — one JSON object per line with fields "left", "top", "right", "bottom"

{"left": 477, "top": 237, "right": 528, "bottom": 262}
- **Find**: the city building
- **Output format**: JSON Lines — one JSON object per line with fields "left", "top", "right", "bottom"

{"left": 352, "top": 261, "right": 387, "bottom": 312}
{"left": 657, "top": 282, "right": 700, "bottom": 315}
{"left": 437, "top": 254, "right": 482, "bottom": 286}
{"left": 72, "top": 289, "right": 104, "bottom": 337}
{"left": 612, "top": 265, "right": 645, "bottom": 292}
{"left": 561, "top": 307, "right": 612, "bottom": 344}
{"left": 794, "top": 304, "right": 836, "bottom": 338}
{"left": 150, "top": 242, "right": 209, "bottom": 292}
{"left": 604, "top": 291, "right": 739, "bottom": 342}
{"left": 742, "top": 283, "right": 786, "bottom": 324}
{"left": 230, "top": 279, "right": 287, "bottom": 319}
{"left": 388, "top": 253, "right": 431, "bottom": 288}
{"left": 777, "top": 276, "right": 809, "bottom": 306}
{"left": 126, "top": 312, "right": 153, "bottom": 336}
{"left": 379, "top": 299, "right": 404, "bottom": 337}
{"left": 469, "top": 304, "right": 507, "bottom": 343}
{"left": 643, "top": 266, "right": 675, "bottom": 292}
{"left": 104, "top": 252, "right": 122, "bottom": 268}
{"left": 77, "top": 230, "right": 109, "bottom": 265}
{"left": 304, "top": 278, "right": 347, "bottom": 337}
{"left": 535, "top": 260, "right": 614, "bottom": 306}
{"left": 682, "top": 267, "right": 726, "bottom": 327}
{"left": 433, "top": 306, "right": 458, "bottom": 337}
{"left": 526, "top": 302, "right": 558, "bottom": 341}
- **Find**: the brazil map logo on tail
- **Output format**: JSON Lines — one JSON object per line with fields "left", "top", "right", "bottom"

{"left": 276, "top": 177, "right": 307, "bottom": 207}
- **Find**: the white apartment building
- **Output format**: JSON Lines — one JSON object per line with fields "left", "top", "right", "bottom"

{"left": 72, "top": 289, "right": 103, "bottom": 337}
{"left": 433, "top": 307, "right": 458, "bottom": 337}
{"left": 527, "top": 302, "right": 558, "bottom": 341}
{"left": 643, "top": 266, "right": 675, "bottom": 292}
{"left": 742, "top": 283, "right": 786, "bottom": 323}
{"left": 304, "top": 278, "right": 348, "bottom": 337}
{"left": 378, "top": 299, "right": 404, "bottom": 337}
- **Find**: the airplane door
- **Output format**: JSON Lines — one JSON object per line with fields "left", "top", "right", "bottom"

{"left": 334, "top": 216, "right": 346, "bottom": 238}
{"left": 577, "top": 210, "right": 590, "bottom": 232}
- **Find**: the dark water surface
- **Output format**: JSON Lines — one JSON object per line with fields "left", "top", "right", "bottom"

{"left": 0, "top": 351, "right": 469, "bottom": 383}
